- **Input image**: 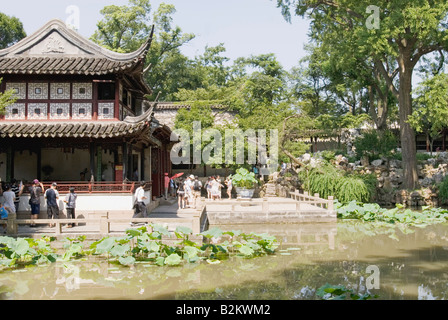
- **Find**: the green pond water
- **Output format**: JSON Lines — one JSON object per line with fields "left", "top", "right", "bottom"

{"left": 1, "top": 220, "right": 448, "bottom": 300}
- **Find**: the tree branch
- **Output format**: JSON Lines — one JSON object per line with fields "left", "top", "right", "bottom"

{"left": 374, "top": 60, "right": 399, "bottom": 98}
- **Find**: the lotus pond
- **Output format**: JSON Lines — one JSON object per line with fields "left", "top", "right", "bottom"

{"left": 0, "top": 212, "right": 448, "bottom": 300}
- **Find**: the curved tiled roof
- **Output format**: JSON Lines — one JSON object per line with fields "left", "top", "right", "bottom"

{"left": 0, "top": 105, "right": 158, "bottom": 141}
{"left": 0, "top": 19, "right": 154, "bottom": 78}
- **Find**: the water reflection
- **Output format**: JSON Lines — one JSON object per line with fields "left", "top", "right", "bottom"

{"left": 0, "top": 221, "right": 448, "bottom": 300}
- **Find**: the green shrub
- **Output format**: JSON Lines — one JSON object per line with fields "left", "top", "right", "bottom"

{"left": 336, "top": 176, "right": 373, "bottom": 204}
{"left": 319, "top": 150, "right": 336, "bottom": 162}
{"left": 437, "top": 177, "right": 448, "bottom": 204}
{"left": 354, "top": 129, "right": 398, "bottom": 161}
{"left": 299, "top": 163, "right": 376, "bottom": 204}
{"left": 416, "top": 153, "right": 433, "bottom": 161}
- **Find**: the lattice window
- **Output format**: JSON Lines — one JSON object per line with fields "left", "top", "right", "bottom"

{"left": 98, "top": 102, "right": 114, "bottom": 119}
{"left": 5, "top": 103, "right": 26, "bottom": 120}
{"left": 72, "top": 83, "right": 93, "bottom": 100}
{"left": 28, "top": 83, "right": 48, "bottom": 100}
{"left": 50, "top": 83, "right": 70, "bottom": 100}
{"left": 28, "top": 103, "right": 48, "bottom": 119}
{"left": 5, "top": 83, "right": 26, "bottom": 100}
{"left": 72, "top": 103, "right": 92, "bottom": 119}
{"left": 50, "top": 103, "right": 70, "bottom": 119}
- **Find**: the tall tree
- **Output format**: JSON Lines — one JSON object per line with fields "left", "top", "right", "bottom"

{"left": 277, "top": 0, "right": 448, "bottom": 189}
{"left": 91, "top": 0, "right": 195, "bottom": 100}
{"left": 0, "top": 12, "right": 26, "bottom": 49}
{"left": 90, "top": 0, "right": 153, "bottom": 52}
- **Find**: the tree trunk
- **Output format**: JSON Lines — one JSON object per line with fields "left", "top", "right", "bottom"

{"left": 398, "top": 59, "right": 418, "bottom": 190}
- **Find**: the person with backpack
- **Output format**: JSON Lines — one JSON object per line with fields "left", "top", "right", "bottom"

{"left": 192, "top": 176, "right": 202, "bottom": 209}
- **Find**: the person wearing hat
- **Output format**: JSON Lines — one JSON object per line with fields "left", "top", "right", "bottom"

{"left": 44, "top": 182, "right": 59, "bottom": 227}
{"left": 29, "top": 179, "right": 45, "bottom": 227}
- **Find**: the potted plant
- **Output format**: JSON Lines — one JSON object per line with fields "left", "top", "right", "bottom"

{"left": 232, "top": 167, "right": 258, "bottom": 198}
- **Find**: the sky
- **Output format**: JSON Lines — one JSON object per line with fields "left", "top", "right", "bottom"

{"left": 1, "top": 0, "right": 310, "bottom": 71}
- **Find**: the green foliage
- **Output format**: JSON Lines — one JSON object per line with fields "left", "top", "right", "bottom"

{"left": 85, "top": 225, "right": 278, "bottom": 267}
{"left": 232, "top": 167, "right": 258, "bottom": 189}
{"left": 0, "top": 12, "right": 26, "bottom": 49}
{"left": 336, "top": 200, "right": 448, "bottom": 228}
{"left": 317, "top": 283, "right": 378, "bottom": 300}
{"left": 0, "top": 78, "right": 17, "bottom": 115}
{"left": 354, "top": 129, "right": 398, "bottom": 161}
{"left": 90, "top": 0, "right": 153, "bottom": 52}
{"left": 437, "top": 177, "right": 448, "bottom": 204}
{"left": 299, "top": 163, "right": 375, "bottom": 204}
{"left": 0, "top": 236, "right": 57, "bottom": 268}
{"left": 336, "top": 175, "right": 374, "bottom": 204}
{"left": 409, "top": 73, "right": 448, "bottom": 150}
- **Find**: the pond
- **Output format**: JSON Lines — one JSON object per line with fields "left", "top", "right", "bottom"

{"left": 1, "top": 220, "right": 448, "bottom": 300}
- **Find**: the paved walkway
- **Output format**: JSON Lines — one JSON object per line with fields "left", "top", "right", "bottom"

{"left": 10, "top": 196, "right": 335, "bottom": 239}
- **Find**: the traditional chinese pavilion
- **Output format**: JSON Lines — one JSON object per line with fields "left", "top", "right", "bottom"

{"left": 0, "top": 19, "right": 172, "bottom": 198}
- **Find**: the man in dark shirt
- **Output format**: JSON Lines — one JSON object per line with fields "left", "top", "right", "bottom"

{"left": 29, "top": 179, "right": 44, "bottom": 227}
{"left": 45, "top": 182, "right": 59, "bottom": 227}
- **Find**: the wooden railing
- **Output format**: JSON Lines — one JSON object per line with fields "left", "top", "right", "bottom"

{"left": 290, "top": 190, "right": 334, "bottom": 211}
{"left": 20, "top": 181, "right": 138, "bottom": 194}
{"left": 205, "top": 191, "right": 335, "bottom": 213}
{"left": 0, "top": 204, "right": 206, "bottom": 237}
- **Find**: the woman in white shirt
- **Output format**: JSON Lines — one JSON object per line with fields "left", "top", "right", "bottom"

{"left": 131, "top": 182, "right": 148, "bottom": 225}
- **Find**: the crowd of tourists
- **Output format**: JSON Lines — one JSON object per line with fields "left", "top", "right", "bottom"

{"left": 0, "top": 178, "right": 78, "bottom": 230}
{"left": 0, "top": 172, "right": 237, "bottom": 231}
{"left": 164, "top": 173, "right": 233, "bottom": 210}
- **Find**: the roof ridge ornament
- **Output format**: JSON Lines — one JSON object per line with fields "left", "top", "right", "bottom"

{"left": 42, "top": 35, "right": 65, "bottom": 54}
